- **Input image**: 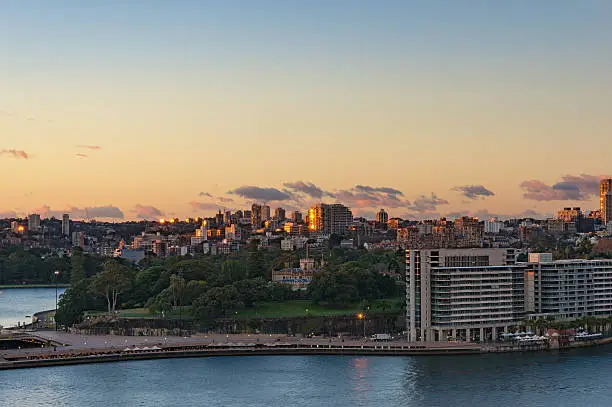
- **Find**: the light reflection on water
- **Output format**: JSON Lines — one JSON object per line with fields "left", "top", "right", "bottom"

{"left": 2, "top": 349, "right": 612, "bottom": 407}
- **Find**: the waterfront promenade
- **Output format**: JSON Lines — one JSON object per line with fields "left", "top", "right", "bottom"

{"left": 2, "top": 331, "right": 611, "bottom": 370}
{"left": 0, "top": 331, "right": 483, "bottom": 370}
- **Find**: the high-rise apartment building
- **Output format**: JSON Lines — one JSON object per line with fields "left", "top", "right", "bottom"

{"left": 406, "top": 248, "right": 523, "bottom": 342}
{"left": 376, "top": 208, "right": 389, "bottom": 224}
{"left": 28, "top": 214, "right": 41, "bottom": 232}
{"left": 606, "top": 193, "right": 612, "bottom": 225}
{"left": 62, "top": 214, "right": 71, "bottom": 236}
{"left": 526, "top": 255, "right": 612, "bottom": 319}
{"left": 291, "top": 211, "right": 303, "bottom": 223}
{"left": 72, "top": 231, "right": 85, "bottom": 248}
{"left": 262, "top": 205, "right": 271, "bottom": 221}
{"left": 601, "top": 179, "right": 612, "bottom": 224}
{"left": 274, "top": 207, "right": 286, "bottom": 221}
{"left": 308, "top": 203, "right": 352, "bottom": 235}
{"left": 250, "top": 204, "right": 263, "bottom": 228}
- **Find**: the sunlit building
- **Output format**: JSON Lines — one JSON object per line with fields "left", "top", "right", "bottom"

{"left": 376, "top": 208, "right": 389, "bottom": 224}
{"left": 308, "top": 203, "right": 352, "bottom": 235}
{"left": 601, "top": 179, "right": 612, "bottom": 224}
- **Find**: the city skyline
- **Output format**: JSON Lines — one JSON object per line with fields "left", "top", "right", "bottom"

{"left": 2, "top": 1, "right": 612, "bottom": 220}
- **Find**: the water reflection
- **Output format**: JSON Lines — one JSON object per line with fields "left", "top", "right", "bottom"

{"left": 2, "top": 350, "right": 612, "bottom": 407}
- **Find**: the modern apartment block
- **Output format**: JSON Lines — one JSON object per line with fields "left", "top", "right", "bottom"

{"left": 62, "top": 214, "right": 70, "bottom": 236}
{"left": 27, "top": 213, "right": 41, "bottom": 232}
{"left": 525, "top": 255, "right": 612, "bottom": 319}
{"left": 406, "top": 248, "right": 524, "bottom": 342}
{"left": 601, "top": 179, "right": 612, "bottom": 224}
{"left": 308, "top": 203, "right": 353, "bottom": 235}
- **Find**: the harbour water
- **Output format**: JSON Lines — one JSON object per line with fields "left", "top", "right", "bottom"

{"left": 1, "top": 348, "right": 612, "bottom": 407}
{"left": 0, "top": 288, "right": 65, "bottom": 328}
{"left": 2, "top": 290, "right": 612, "bottom": 406}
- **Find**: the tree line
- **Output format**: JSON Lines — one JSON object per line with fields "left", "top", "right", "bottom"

{"left": 55, "top": 242, "right": 403, "bottom": 327}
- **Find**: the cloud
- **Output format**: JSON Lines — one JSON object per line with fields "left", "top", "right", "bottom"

{"left": 334, "top": 185, "right": 407, "bottom": 208}
{"left": 32, "top": 205, "right": 124, "bottom": 219}
{"left": 1, "top": 149, "right": 29, "bottom": 159}
{"left": 520, "top": 174, "right": 606, "bottom": 201}
{"left": 443, "top": 208, "right": 551, "bottom": 220}
{"left": 408, "top": 193, "right": 449, "bottom": 213}
{"left": 75, "top": 153, "right": 88, "bottom": 158}
{"left": 228, "top": 186, "right": 293, "bottom": 201}
{"left": 0, "top": 210, "right": 17, "bottom": 219}
{"left": 133, "top": 205, "right": 163, "bottom": 219}
{"left": 77, "top": 145, "right": 102, "bottom": 150}
{"left": 283, "top": 181, "right": 332, "bottom": 199}
{"left": 354, "top": 185, "right": 404, "bottom": 196}
{"left": 452, "top": 185, "right": 495, "bottom": 200}
{"left": 189, "top": 201, "right": 223, "bottom": 211}
{"left": 199, "top": 192, "right": 213, "bottom": 198}
{"left": 217, "top": 197, "right": 234, "bottom": 203}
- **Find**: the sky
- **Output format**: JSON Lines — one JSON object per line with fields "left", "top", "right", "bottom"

{"left": 1, "top": 1, "right": 612, "bottom": 221}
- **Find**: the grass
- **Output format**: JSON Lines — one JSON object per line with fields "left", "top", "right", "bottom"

{"left": 85, "top": 299, "right": 403, "bottom": 321}
{"left": 234, "top": 299, "right": 403, "bottom": 319}
{"left": 0, "top": 284, "right": 71, "bottom": 289}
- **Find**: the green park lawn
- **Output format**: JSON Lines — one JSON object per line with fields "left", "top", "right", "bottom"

{"left": 85, "top": 298, "right": 403, "bottom": 320}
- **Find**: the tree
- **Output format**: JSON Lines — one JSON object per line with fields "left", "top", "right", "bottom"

{"left": 170, "top": 274, "right": 186, "bottom": 308}
{"left": 192, "top": 285, "right": 243, "bottom": 321}
{"left": 90, "top": 261, "right": 132, "bottom": 315}
{"left": 247, "top": 242, "right": 268, "bottom": 279}
{"left": 222, "top": 259, "right": 247, "bottom": 283}
{"left": 70, "top": 249, "right": 87, "bottom": 285}
{"left": 55, "top": 280, "right": 91, "bottom": 327}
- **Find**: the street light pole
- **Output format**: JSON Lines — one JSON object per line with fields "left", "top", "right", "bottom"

{"left": 54, "top": 271, "right": 60, "bottom": 331}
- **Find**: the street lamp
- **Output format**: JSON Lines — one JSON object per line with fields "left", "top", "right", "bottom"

{"left": 357, "top": 313, "right": 365, "bottom": 338}
{"left": 54, "top": 271, "right": 60, "bottom": 331}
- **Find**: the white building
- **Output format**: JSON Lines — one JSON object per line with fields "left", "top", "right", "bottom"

{"left": 526, "top": 255, "right": 612, "bottom": 319}
{"left": 28, "top": 214, "right": 41, "bottom": 232}
{"left": 281, "top": 236, "right": 309, "bottom": 251}
{"left": 406, "top": 248, "right": 523, "bottom": 342}
{"left": 484, "top": 218, "right": 504, "bottom": 234}
{"left": 62, "top": 214, "right": 70, "bottom": 236}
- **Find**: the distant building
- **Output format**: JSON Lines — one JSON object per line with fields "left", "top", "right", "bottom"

{"left": 281, "top": 236, "right": 309, "bottom": 251}
{"left": 606, "top": 193, "right": 612, "bottom": 225}
{"left": 274, "top": 207, "right": 286, "bottom": 221}
{"left": 308, "top": 203, "right": 352, "bottom": 235}
{"left": 484, "top": 218, "right": 504, "bottom": 234}
{"left": 291, "top": 211, "right": 303, "bottom": 223}
{"left": 262, "top": 205, "right": 271, "bottom": 221}
{"left": 601, "top": 179, "right": 612, "bottom": 224}
{"left": 272, "top": 257, "right": 317, "bottom": 291}
{"left": 72, "top": 232, "right": 85, "bottom": 248}
{"left": 556, "top": 207, "right": 582, "bottom": 223}
{"left": 283, "top": 221, "right": 304, "bottom": 236}
{"left": 114, "top": 247, "right": 145, "bottom": 263}
{"left": 62, "top": 214, "right": 70, "bottom": 236}
{"left": 28, "top": 214, "right": 41, "bottom": 232}
{"left": 251, "top": 204, "right": 262, "bottom": 228}
{"left": 376, "top": 209, "right": 389, "bottom": 224}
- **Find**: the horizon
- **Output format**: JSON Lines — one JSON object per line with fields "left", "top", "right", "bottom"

{"left": 2, "top": 1, "right": 612, "bottom": 221}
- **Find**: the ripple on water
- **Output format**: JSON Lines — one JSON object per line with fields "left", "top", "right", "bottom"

{"left": 2, "top": 349, "right": 612, "bottom": 407}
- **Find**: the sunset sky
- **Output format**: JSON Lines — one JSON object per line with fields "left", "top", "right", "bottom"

{"left": 1, "top": 1, "right": 611, "bottom": 220}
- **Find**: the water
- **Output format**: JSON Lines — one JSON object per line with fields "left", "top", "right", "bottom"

{"left": 2, "top": 348, "right": 612, "bottom": 407}
{"left": 0, "top": 288, "right": 65, "bottom": 328}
